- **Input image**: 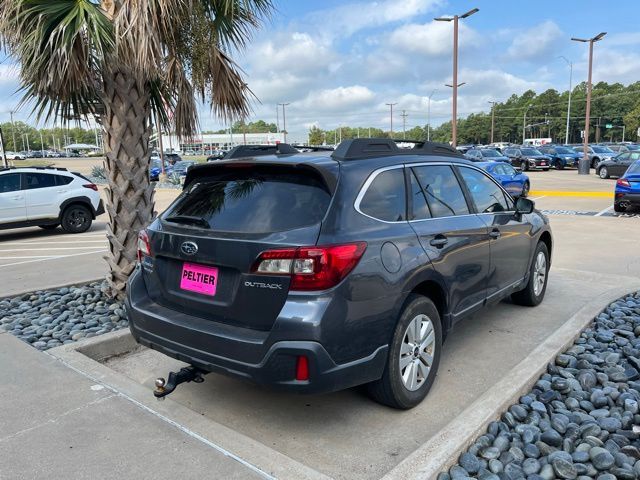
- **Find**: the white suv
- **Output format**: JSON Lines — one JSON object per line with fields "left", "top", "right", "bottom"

{"left": 0, "top": 167, "right": 104, "bottom": 233}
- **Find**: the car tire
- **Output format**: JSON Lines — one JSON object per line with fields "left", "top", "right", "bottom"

{"left": 543, "top": 168, "right": 550, "bottom": 171}
{"left": 555, "top": 160, "right": 565, "bottom": 170}
{"left": 614, "top": 203, "right": 625, "bottom": 213}
{"left": 61, "top": 205, "right": 92, "bottom": 234}
{"left": 512, "top": 242, "right": 549, "bottom": 307}
{"left": 599, "top": 167, "right": 609, "bottom": 179}
{"left": 592, "top": 158, "right": 600, "bottom": 169}
{"left": 38, "top": 224, "right": 59, "bottom": 230}
{"left": 523, "top": 161, "right": 529, "bottom": 172}
{"left": 522, "top": 181, "right": 530, "bottom": 197}
{"left": 367, "top": 294, "right": 442, "bottom": 409}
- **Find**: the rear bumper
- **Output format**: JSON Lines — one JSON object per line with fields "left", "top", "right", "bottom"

{"left": 615, "top": 192, "right": 640, "bottom": 207}
{"left": 95, "top": 199, "right": 105, "bottom": 216}
{"left": 125, "top": 268, "right": 388, "bottom": 394}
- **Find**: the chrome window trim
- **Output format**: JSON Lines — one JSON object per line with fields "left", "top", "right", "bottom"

{"left": 353, "top": 164, "right": 408, "bottom": 224}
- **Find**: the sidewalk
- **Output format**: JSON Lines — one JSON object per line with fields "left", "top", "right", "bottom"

{"left": 0, "top": 332, "right": 265, "bottom": 480}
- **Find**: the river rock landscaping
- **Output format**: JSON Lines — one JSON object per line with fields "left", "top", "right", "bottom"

{"left": 0, "top": 281, "right": 127, "bottom": 350}
{"left": 439, "top": 291, "right": 640, "bottom": 480}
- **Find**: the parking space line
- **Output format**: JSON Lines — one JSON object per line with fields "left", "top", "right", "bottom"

{"left": 0, "top": 250, "right": 107, "bottom": 268}
{"left": 530, "top": 195, "right": 546, "bottom": 201}
{"left": 595, "top": 206, "right": 614, "bottom": 217}
{"left": 19, "top": 234, "right": 107, "bottom": 243}
{"left": 529, "top": 190, "right": 613, "bottom": 198}
{"left": 0, "top": 255, "right": 61, "bottom": 259}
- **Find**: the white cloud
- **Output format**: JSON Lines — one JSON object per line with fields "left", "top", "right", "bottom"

{"left": 605, "top": 32, "right": 640, "bottom": 47}
{"left": 298, "top": 85, "right": 376, "bottom": 112}
{"left": 591, "top": 48, "right": 640, "bottom": 85}
{"left": 388, "top": 20, "right": 479, "bottom": 56}
{"left": 505, "top": 20, "right": 563, "bottom": 61}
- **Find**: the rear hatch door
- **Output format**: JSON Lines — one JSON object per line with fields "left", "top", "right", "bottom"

{"left": 142, "top": 162, "right": 336, "bottom": 331}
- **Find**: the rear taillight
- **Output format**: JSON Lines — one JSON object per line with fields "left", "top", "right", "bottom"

{"left": 83, "top": 183, "right": 98, "bottom": 191}
{"left": 137, "top": 230, "right": 152, "bottom": 261}
{"left": 617, "top": 179, "right": 631, "bottom": 188}
{"left": 251, "top": 242, "right": 367, "bottom": 291}
{"left": 295, "top": 356, "right": 309, "bottom": 381}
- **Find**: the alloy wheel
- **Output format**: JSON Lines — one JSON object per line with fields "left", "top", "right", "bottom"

{"left": 533, "top": 251, "right": 547, "bottom": 297}
{"left": 399, "top": 314, "right": 436, "bottom": 391}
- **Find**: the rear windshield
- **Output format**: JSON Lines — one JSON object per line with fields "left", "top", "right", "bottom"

{"left": 627, "top": 161, "right": 640, "bottom": 174}
{"left": 165, "top": 168, "right": 331, "bottom": 233}
{"left": 481, "top": 149, "right": 502, "bottom": 158}
{"left": 521, "top": 148, "right": 542, "bottom": 155}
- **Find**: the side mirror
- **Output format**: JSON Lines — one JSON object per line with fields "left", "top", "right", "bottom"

{"left": 514, "top": 167, "right": 523, "bottom": 174}
{"left": 516, "top": 197, "right": 534, "bottom": 214}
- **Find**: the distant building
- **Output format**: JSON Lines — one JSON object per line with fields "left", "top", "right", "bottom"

{"left": 153, "top": 132, "right": 286, "bottom": 153}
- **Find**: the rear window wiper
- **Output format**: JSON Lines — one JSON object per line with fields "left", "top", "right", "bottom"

{"left": 164, "top": 215, "right": 210, "bottom": 228}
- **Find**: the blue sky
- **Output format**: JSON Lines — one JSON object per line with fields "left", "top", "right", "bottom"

{"left": 1, "top": 0, "right": 639, "bottom": 141}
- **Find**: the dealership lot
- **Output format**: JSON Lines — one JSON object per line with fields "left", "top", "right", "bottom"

{"left": 2, "top": 168, "right": 638, "bottom": 479}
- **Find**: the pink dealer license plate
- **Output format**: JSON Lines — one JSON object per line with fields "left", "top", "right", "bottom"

{"left": 180, "top": 262, "right": 219, "bottom": 296}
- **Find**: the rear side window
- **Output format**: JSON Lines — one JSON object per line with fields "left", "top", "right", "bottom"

{"left": 55, "top": 175, "right": 73, "bottom": 186}
{"left": 412, "top": 165, "right": 469, "bottom": 218}
{"left": 0, "top": 173, "right": 21, "bottom": 193}
{"left": 359, "top": 168, "right": 406, "bottom": 222}
{"left": 167, "top": 168, "right": 331, "bottom": 233}
{"left": 409, "top": 170, "right": 430, "bottom": 220}
{"left": 25, "top": 173, "right": 56, "bottom": 189}
{"left": 458, "top": 167, "right": 512, "bottom": 213}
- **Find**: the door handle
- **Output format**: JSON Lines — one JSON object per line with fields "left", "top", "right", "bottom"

{"left": 11, "top": 195, "right": 23, "bottom": 200}
{"left": 429, "top": 236, "right": 448, "bottom": 248}
{"left": 489, "top": 229, "right": 501, "bottom": 239}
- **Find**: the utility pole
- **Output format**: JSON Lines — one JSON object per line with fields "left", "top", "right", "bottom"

{"left": 523, "top": 104, "right": 532, "bottom": 144}
{"left": 0, "top": 126, "right": 7, "bottom": 167}
{"left": 488, "top": 101, "right": 497, "bottom": 144}
{"left": 572, "top": 32, "right": 606, "bottom": 175}
{"left": 276, "top": 105, "right": 280, "bottom": 133}
{"left": 278, "top": 103, "right": 290, "bottom": 143}
{"left": 559, "top": 56, "right": 573, "bottom": 144}
{"left": 9, "top": 110, "right": 17, "bottom": 151}
{"left": 427, "top": 89, "right": 437, "bottom": 141}
{"left": 40, "top": 129, "right": 44, "bottom": 152}
{"left": 385, "top": 103, "right": 397, "bottom": 136}
{"left": 400, "top": 110, "right": 408, "bottom": 139}
{"left": 435, "top": 7, "right": 479, "bottom": 147}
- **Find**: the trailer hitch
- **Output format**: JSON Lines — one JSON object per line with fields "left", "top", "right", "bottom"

{"left": 153, "top": 366, "right": 206, "bottom": 400}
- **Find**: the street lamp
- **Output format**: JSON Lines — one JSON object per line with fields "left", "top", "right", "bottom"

{"left": 571, "top": 32, "right": 606, "bottom": 175}
{"left": 278, "top": 103, "right": 290, "bottom": 143}
{"left": 558, "top": 56, "right": 573, "bottom": 145}
{"left": 427, "top": 89, "right": 437, "bottom": 141}
{"left": 522, "top": 104, "right": 532, "bottom": 144}
{"left": 435, "top": 7, "right": 479, "bottom": 147}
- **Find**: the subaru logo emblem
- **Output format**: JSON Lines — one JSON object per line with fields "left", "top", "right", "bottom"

{"left": 181, "top": 241, "right": 198, "bottom": 256}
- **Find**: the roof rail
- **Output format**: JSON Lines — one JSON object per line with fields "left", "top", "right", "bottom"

{"left": 331, "top": 138, "right": 462, "bottom": 161}
{"left": 0, "top": 166, "right": 68, "bottom": 172}
{"left": 224, "top": 143, "right": 299, "bottom": 160}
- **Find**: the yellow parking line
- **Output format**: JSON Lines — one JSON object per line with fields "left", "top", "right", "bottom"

{"left": 529, "top": 190, "right": 613, "bottom": 198}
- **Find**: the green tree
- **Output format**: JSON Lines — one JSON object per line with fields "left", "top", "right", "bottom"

{"left": 0, "top": 0, "right": 273, "bottom": 299}
{"left": 308, "top": 125, "right": 324, "bottom": 145}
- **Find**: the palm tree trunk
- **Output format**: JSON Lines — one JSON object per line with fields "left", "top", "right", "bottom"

{"left": 102, "top": 69, "right": 155, "bottom": 300}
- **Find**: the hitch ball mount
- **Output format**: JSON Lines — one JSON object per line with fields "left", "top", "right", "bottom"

{"left": 154, "top": 366, "right": 206, "bottom": 400}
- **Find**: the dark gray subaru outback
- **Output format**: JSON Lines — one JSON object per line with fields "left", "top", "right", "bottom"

{"left": 126, "top": 139, "right": 552, "bottom": 409}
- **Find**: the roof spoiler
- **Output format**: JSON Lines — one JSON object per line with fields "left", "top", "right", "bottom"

{"left": 331, "top": 138, "right": 462, "bottom": 161}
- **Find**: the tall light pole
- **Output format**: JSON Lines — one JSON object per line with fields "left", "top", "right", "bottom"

{"left": 572, "top": 32, "right": 606, "bottom": 175}
{"left": 9, "top": 109, "right": 17, "bottom": 151}
{"left": 523, "top": 104, "right": 532, "bottom": 144}
{"left": 427, "top": 89, "right": 437, "bottom": 141}
{"left": 278, "top": 103, "right": 290, "bottom": 143}
{"left": 488, "top": 101, "right": 497, "bottom": 144}
{"left": 558, "top": 56, "right": 573, "bottom": 145}
{"left": 385, "top": 102, "right": 397, "bottom": 136}
{"left": 445, "top": 82, "right": 465, "bottom": 143}
{"left": 400, "top": 110, "right": 408, "bottom": 139}
{"left": 435, "top": 7, "right": 479, "bottom": 148}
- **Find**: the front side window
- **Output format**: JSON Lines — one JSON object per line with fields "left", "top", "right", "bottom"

{"left": 0, "top": 173, "right": 21, "bottom": 193}
{"left": 412, "top": 165, "right": 469, "bottom": 218}
{"left": 25, "top": 173, "right": 56, "bottom": 190}
{"left": 360, "top": 168, "right": 406, "bottom": 222}
{"left": 458, "top": 167, "right": 511, "bottom": 213}
{"left": 502, "top": 164, "right": 517, "bottom": 176}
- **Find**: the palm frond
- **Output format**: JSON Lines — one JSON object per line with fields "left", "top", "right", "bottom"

{"left": 0, "top": 0, "right": 113, "bottom": 124}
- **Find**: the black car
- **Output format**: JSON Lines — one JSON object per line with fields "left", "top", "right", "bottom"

{"left": 596, "top": 152, "right": 640, "bottom": 179}
{"left": 165, "top": 153, "right": 182, "bottom": 165}
{"left": 126, "top": 138, "right": 552, "bottom": 409}
{"left": 503, "top": 147, "right": 551, "bottom": 171}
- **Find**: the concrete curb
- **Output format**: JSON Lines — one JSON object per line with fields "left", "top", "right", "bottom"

{"left": 48, "top": 330, "right": 331, "bottom": 480}
{"left": 382, "top": 280, "right": 640, "bottom": 480}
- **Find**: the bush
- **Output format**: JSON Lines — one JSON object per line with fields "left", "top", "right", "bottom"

{"left": 91, "top": 165, "right": 106, "bottom": 180}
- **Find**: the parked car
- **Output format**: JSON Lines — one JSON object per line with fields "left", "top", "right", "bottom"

{"left": 614, "top": 159, "right": 640, "bottom": 213}
{"left": 608, "top": 144, "right": 640, "bottom": 154}
{"left": 126, "top": 138, "right": 552, "bottom": 409}
{"left": 573, "top": 145, "right": 615, "bottom": 168}
{"left": 0, "top": 167, "right": 104, "bottom": 232}
{"left": 164, "top": 153, "right": 182, "bottom": 165}
{"left": 537, "top": 145, "right": 581, "bottom": 169}
{"left": 465, "top": 148, "right": 510, "bottom": 163}
{"left": 149, "top": 159, "right": 172, "bottom": 181}
{"left": 206, "top": 150, "right": 226, "bottom": 162}
{"left": 502, "top": 147, "right": 550, "bottom": 171}
{"left": 171, "top": 160, "right": 197, "bottom": 178}
{"left": 596, "top": 152, "right": 640, "bottom": 179}
{"left": 477, "top": 161, "right": 530, "bottom": 197}
{"left": 5, "top": 151, "right": 25, "bottom": 160}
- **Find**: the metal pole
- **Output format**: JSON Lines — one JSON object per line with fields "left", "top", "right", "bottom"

{"left": 401, "top": 110, "right": 408, "bottom": 139}
{"left": 40, "top": 130, "right": 44, "bottom": 152}
{"left": 0, "top": 126, "right": 8, "bottom": 167}
{"left": 488, "top": 101, "right": 496, "bottom": 144}
{"left": 276, "top": 105, "right": 280, "bottom": 133}
{"left": 25, "top": 132, "right": 30, "bottom": 152}
{"left": 566, "top": 62, "right": 572, "bottom": 144}
{"left": 386, "top": 103, "right": 397, "bottom": 136}
{"left": 523, "top": 107, "right": 528, "bottom": 144}
{"left": 427, "top": 97, "right": 431, "bottom": 141}
{"left": 623, "top": 125, "right": 626, "bottom": 142}
{"left": 9, "top": 110, "right": 16, "bottom": 152}
{"left": 452, "top": 15, "right": 459, "bottom": 147}
{"left": 581, "top": 40, "right": 594, "bottom": 175}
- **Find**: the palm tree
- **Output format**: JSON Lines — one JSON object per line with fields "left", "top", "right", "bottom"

{"left": 0, "top": 0, "right": 273, "bottom": 300}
